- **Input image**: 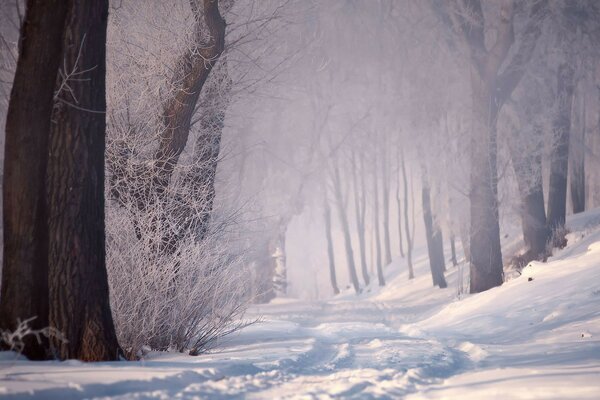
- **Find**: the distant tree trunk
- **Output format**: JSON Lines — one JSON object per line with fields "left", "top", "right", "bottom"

{"left": 270, "top": 226, "right": 287, "bottom": 297}
{"left": 381, "top": 144, "right": 392, "bottom": 266}
{"left": 395, "top": 148, "right": 405, "bottom": 259}
{"left": 400, "top": 150, "right": 414, "bottom": 279}
{"left": 449, "top": 234, "right": 458, "bottom": 266}
{"left": 323, "top": 195, "right": 340, "bottom": 295}
{"left": 351, "top": 151, "right": 369, "bottom": 286}
{"left": 0, "top": 0, "right": 68, "bottom": 360}
{"left": 332, "top": 163, "right": 360, "bottom": 294}
{"left": 548, "top": 63, "right": 575, "bottom": 232}
{"left": 421, "top": 163, "right": 447, "bottom": 288}
{"left": 570, "top": 86, "right": 585, "bottom": 214}
{"left": 47, "top": 0, "right": 121, "bottom": 361}
{"left": 508, "top": 124, "right": 550, "bottom": 262}
{"left": 372, "top": 165, "right": 385, "bottom": 286}
{"left": 459, "top": 220, "right": 470, "bottom": 263}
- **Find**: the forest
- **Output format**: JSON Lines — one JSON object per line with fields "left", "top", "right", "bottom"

{"left": 0, "top": 0, "right": 599, "bottom": 398}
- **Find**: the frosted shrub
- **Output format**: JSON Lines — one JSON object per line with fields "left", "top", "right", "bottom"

{"left": 106, "top": 201, "right": 253, "bottom": 358}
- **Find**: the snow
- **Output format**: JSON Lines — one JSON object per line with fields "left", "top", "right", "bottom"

{"left": 1, "top": 211, "right": 600, "bottom": 398}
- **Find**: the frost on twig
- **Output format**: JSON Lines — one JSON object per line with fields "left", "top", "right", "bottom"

{"left": 0, "top": 317, "right": 67, "bottom": 356}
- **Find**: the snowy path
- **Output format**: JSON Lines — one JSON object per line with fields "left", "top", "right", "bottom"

{"left": 0, "top": 297, "right": 474, "bottom": 399}
{"left": 1, "top": 210, "right": 600, "bottom": 399}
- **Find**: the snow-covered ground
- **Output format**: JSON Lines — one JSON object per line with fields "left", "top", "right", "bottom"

{"left": 1, "top": 211, "right": 600, "bottom": 399}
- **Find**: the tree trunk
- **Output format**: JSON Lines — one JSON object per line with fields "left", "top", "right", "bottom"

{"left": 271, "top": 227, "right": 287, "bottom": 297}
{"left": 548, "top": 63, "right": 575, "bottom": 231}
{"left": 570, "top": 85, "right": 585, "bottom": 214}
{"left": 323, "top": 196, "right": 340, "bottom": 295}
{"left": 400, "top": 150, "right": 414, "bottom": 279}
{"left": 109, "top": 0, "right": 226, "bottom": 252}
{"left": 153, "top": 0, "right": 226, "bottom": 195}
{"left": 372, "top": 166, "right": 385, "bottom": 286}
{"left": 449, "top": 233, "right": 458, "bottom": 266}
{"left": 469, "top": 78, "right": 504, "bottom": 293}
{"left": 421, "top": 164, "right": 447, "bottom": 288}
{"left": 47, "top": 0, "right": 121, "bottom": 361}
{"left": 332, "top": 163, "right": 360, "bottom": 294}
{"left": 381, "top": 145, "right": 392, "bottom": 266}
{"left": 507, "top": 123, "right": 550, "bottom": 262}
{"left": 0, "top": 0, "right": 68, "bottom": 360}
{"left": 439, "top": 0, "right": 544, "bottom": 293}
{"left": 351, "top": 151, "right": 369, "bottom": 286}
{"left": 395, "top": 148, "right": 405, "bottom": 259}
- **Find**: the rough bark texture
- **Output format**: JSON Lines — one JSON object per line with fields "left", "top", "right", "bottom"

{"left": 548, "top": 63, "right": 575, "bottom": 231}
{"left": 421, "top": 166, "right": 447, "bottom": 288}
{"left": 47, "top": 0, "right": 121, "bottom": 361}
{"left": 0, "top": 0, "right": 68, "bottom": 360}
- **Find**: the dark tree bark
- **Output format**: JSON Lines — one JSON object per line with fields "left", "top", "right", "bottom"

{"left": 47, "top": 0, "right": 121, "bottom": 361}
{"left": 323, "top": 195, "right": 340, "bottom": 295}
{"left": 0, "top": 0, "right": 68, "bottom": 360}
{"left": 351, "top": 151, "right": 369, "bottom": 286}
{"left": 421, "top": 164, "right": 447, "bottom": 288}
{"left": 548, "top": 63, "right": 575, "bottom": 232}
{"left": 332, "top": 162, "right": 360, "bottom": 294}
{"left": 400, "top": 150, "right": 414, "bottom": 279}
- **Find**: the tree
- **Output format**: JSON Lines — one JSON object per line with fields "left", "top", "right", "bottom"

{"left": 108, "top": 0, "right": 227, "bottom": 255}
{"left": 503, "top": 75, "right": 551, "bottom": 263}
{"left": 351, "top": 150, "right": 370, "bottom": 286}
{"left": 323, "top": 188, "right": 340, "bottom": 295}
{"left": 436, "top": 0, "right": 546, "bottom": 292}
{"left": 420, "top": 155, "right": 447, "bottom": 288}
{"left": 331, "top": 160, "right": 360, "bottom": 294}
{"left": 547, "top": 62, "right": 575, "bottom": 233}
{"left": 372, "top": 147, "right": 386, "bottom": 287}
{"left": 47, "top": 0, "right": 121, "bottom": 361}
{"left": 0, "top": 0, "right": 68, "bottom": 360}
{"left": 400, "top": 149, "right": 415, "bottom": 279}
